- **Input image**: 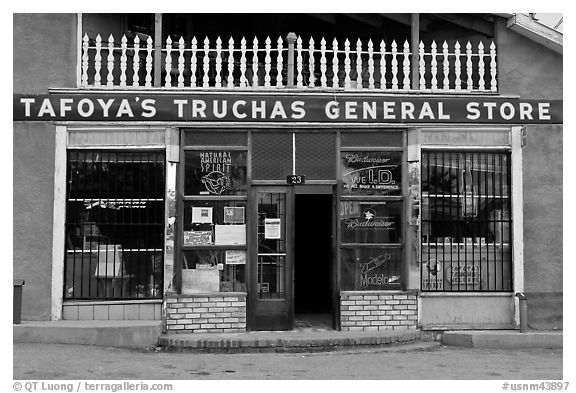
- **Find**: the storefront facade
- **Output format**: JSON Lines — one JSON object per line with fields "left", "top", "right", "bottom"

{"left": 13, "top": 13, "right": 563, "bottom": 332}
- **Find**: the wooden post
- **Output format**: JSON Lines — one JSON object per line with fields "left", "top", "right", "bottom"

{"left": 286, "top": 32, "right": 297, "bottom": 88}
{"left": 411, "top": 13, "right": 420, "bottom": 90}
{"left": 153, "top": 13, "right": 163, "bottom": 87}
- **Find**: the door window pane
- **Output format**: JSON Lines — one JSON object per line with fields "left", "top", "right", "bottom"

{"left": 257, "top": 192, "right": 287, "bottom": 299}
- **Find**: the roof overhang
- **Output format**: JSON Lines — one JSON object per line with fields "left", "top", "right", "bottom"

{"left": 504, "top": 13, "right": 563, "bottom": 54}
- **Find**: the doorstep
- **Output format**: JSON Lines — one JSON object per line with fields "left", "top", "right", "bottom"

{"left": 159, "top": 328, "right": 427, "bottom": 353}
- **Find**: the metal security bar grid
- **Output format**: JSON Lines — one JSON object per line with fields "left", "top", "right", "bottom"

{"left": 64, "top": 150, "right": 165, "bottom": 300}
{"left": 421, "top": 151, "right": 512, "bottom": 292}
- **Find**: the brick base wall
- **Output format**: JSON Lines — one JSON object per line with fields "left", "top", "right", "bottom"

{"left": 165, "top": 293, "right": 247, "bottom": 333}
{"left": 340, "top": 291, "right": 418, "bottom": 331}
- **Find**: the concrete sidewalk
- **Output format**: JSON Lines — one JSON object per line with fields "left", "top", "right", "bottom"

{"left": 13, "top": 320, "right": 563, "bottom": 352}
{"left": 13, "top": 320, "right": 162, "bottom": 349}
{"left": 442, "top": 330, "right": 562, "bottom": 349}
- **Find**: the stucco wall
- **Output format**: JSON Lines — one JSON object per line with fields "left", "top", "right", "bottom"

{"left": 495, "top": 19, "right": 562, "bottom": 100}
{"left": 495, "top": 18, "right": 562, "bottom": 329}
{"left": 13, "top": 13, "right": 78, "bottom": 93}
{"left": 13, "top": 122, "right": 56, "bottom": 320}
{"left": 14, "top": 13, "right": 76, "bottom": 320}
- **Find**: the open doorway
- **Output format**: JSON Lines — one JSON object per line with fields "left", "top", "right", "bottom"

{"left": 294, "top": 192, "right": 333, "bottom": 329}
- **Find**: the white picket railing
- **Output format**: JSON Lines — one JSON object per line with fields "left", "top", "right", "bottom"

{"left": 80, "top": 33, "right": 498, "bottom": 92}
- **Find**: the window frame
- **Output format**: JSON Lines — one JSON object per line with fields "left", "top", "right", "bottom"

{"left": 63, "top": 149, "right": 166, "bottom": 301}
{"left": 338, "top": 130, "right": 406, "bottom": 292}
{"left": 178, "top": 132, "right": 249, "bottom": 294}
{"left": 420, "top": 149, "right": 513, "bottom": 293}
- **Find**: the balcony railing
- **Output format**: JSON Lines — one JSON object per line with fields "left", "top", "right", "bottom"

{"left": 80, "top": 33, "right": 498, "bottom": 93}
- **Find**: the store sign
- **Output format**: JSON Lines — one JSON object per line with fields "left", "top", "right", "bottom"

{"left": 343, "top": 208, "right": 396, "bottom": 230}
{"left": 342, "top": 152, "right": 402, "bottom": 196}
{"left": 358, "top": 254, "right": 401, "bottom": 289}
{"left": 13, "top": 92, "right": 563, "bottom": 124}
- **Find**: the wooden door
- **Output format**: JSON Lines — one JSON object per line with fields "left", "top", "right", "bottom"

{"left": 249, "top": 186, "right": 294, "bottom": 330}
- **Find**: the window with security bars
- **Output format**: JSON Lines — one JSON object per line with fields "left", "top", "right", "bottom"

{"left": 64, "top": 151, "right": 165, "bottom": 300}
{"left": 421, "top": 151, "right": 512, "bottom": 292}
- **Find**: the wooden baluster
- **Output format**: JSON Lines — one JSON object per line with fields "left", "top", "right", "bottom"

{"left": 490, "top": 41, "right": 497, "bottom": 92}
{"left": 380, "top": 40, "right": 386, "bottom": 90}
{"left": 107, "top": 34, "right": 115, "bottom": 87}
{"left": 442, "top": 41, "right": 449, "bottom": 90}
{"left": 402, "top": 40, "right": 410, "bottom": 90}
{"left": 264, "top": 37, "right": 271, "bottom": 87}
{"left": 368, "top": 39, "right": 374, "bottom": 90}
{"left": 178, "top": 37, "right": 185, "bottom": 88}
{"left": 430, "top": 40, "right": 438, "bottom": 90}
{"left": 355, "top": 39, "right": 362, "bottom": 89}
{"left": 391, "top": 40, "right": 398, "bottom": 90}
{"left": 333, "top": 38, "right": 339, "bottom": 88}
{"left": 164, "top": 36, "right": 172, "bottom": 87}
{"left": 478, "top": 41, "right": 485, "bottom": 91}
{"left": 81, "top": 33, "right": 89, "bottom": 87}
{"left": 296, "top": 36, "right": 303, "bottom": 88}
{"left": 466, "top": 41, "right": 473, "bottom": 90}
{"left": 276, "top": 37, "right": 284, "bottom": 87}
{"left": 132, "top": 35, "right": 140, "bottom": 87}
{"left": 240, "top": 37, "right": 247, "bottom": 87}
{"left": 320, "top": 38, "right": 327, "bottom": 88}
{"left": 203, "top": 37, "right": 210, "bottom": 88}
{"left": 190, "top": 37, "right": 198, "bottom": 87}
{"left": 252, "top": 37, "right": 259, "bottom": 87}
{"left": 215, "top": 37, "right": 222, "bottom": 88}
{"left": 454, "top": 41, "right": 462, "bottom": 91}
{"left": 308, "top": 37, "right": 315, "bottom": 87}
{"left": 344, "top": 39, "right": 351, "bottom": 89}
{"left": 120, "top": 35, "right": 127, "bottom": 87}
{"left": 228, "top": 37, "right": 235, "bottom": 88}
{"left": 145, "top": 36, "right": 153, "bottom": 87}
{"left": 419, "top": 41, "right": 425, "bottom": 90}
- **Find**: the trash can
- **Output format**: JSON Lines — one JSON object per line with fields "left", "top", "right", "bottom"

{"left": 13, "top": 279, "right": 25, "bottom": 324}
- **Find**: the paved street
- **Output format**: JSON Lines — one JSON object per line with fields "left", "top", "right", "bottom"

{"left": 13, "top": 342, "right": 562, "bottom": 380}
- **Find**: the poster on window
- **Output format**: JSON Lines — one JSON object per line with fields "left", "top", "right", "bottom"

{"left": 450, "top": 265, "right": 480, "bottom": 285}
{"left": 422, "top": 259, "right": 444, "bottom": 290}
{"left": 341, "top": 152, "right": 402, "bottom": 196}
{"left": 224, "top": 207, "right": 245, "bottom": 224}
{"left": 264, "top": 218, "right": 281, "bottom": 239}
{"left": 184, "top": 231, "right": 213, "bottom": 246}
{"left": 191, "top": 207, "right": 213, "bottom": 224}
{"left": 226, "top": 250, "right": 247, "bottom": 265}
{"left": 214, "top": 225, "right": 246, "bottom": 245}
